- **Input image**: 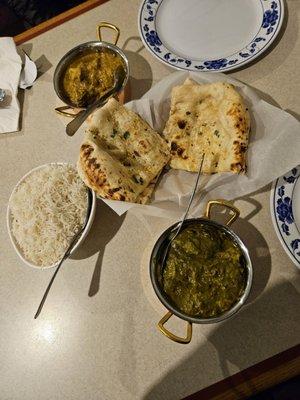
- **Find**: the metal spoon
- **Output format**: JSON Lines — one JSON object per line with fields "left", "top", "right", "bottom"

{"left": 161, "top": 153, "right": 205, "bottom": 268}
{"left": 34, "top": 189, "right": 93, "bottom": 319}
{"left": 65, "top": 66, "right": 126, "bottom": 136}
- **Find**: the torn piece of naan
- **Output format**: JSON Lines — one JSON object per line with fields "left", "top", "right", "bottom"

{"left": 78, "top": 98, "right": 170, "bottom": 203}
{"left": 163, "top": 79, "right": 250, "bottom": 173}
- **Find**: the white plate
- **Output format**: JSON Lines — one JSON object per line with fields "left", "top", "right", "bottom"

{"left": 7, "top": 163, "right": 96, "bottom": 270}
{"left": 270, "top": 166, "right": 300, "bottom": 269}
{"left": 138, "top": 0, "right": 284, "bottom": 72}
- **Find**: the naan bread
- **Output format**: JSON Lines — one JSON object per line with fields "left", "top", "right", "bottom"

{"left": 78, "top": 98, "right": 170, "bottom": 203}
{"left": 163, "top": 80, "right": 250, "bottom": 173}
{"left": 136, "top": 176, "right": 159, "bottom": 204}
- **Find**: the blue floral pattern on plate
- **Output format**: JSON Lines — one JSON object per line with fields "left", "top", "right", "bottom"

{"left": 262, "top": 1, "right": 279, "bottom": 34}
{"left": 276, "top": 186, "right": 294, "bottom": 235}
{"left": 271, "top": 166, "right": 300, "bottom": 268}
{"left": 139, "top": 0, "right": 283, "bottom": 72}
{"left": 143, "top": 24, "right": 162, "bottom": 53}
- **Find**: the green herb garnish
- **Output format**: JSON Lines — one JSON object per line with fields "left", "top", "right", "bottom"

{"left": 111, "top": 129, "right": 117, "bottom": 138}
{"left": 132, "top": 175, "right": 143, "bottom": 185}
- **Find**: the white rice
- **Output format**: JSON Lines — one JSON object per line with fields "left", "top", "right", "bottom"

{"left": 9, "top": 164, "right": 88, "bottom": 267}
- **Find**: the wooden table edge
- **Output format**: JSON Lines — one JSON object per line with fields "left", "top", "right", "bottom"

{"left": 13, "top": 0, "right": 110, "bottom": 45}
{"left": 12, "top": 1, "right": 300, "bottom": 398}
{"left": 183, "top": 344, "right": 300, "bottom": 399}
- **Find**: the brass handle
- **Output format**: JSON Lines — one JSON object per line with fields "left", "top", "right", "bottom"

{"left": 97, "top": 22, "right": 120, "bottom": 45}
{"left": 55, "top": 106, "right": 81, "bottom": 118}
{"left": 158, "top": 311, "right": 192, "bottom": 344}
{"left": 205, "top": 199, "right": 240, "bottom": 226}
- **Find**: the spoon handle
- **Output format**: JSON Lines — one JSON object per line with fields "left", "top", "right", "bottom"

{"left": 65, "top": 88, "right": 116, "bottom": 137}
{"left": 175, "top": 153, "right": 205, "bottom": 236}
{"left": 34, "top": 255, "right": 65, "bottom": 319}
{"left": 33, "top": 226, "right": 85, "bottom": 319}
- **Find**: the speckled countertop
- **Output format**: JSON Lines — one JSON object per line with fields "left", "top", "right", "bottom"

{"left": 0, "top": 1, "right": 299, "bottom": 399}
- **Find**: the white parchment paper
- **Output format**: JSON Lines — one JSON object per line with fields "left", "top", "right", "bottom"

{"left": 103, "top": 71, "right": 300, "bottom": 216}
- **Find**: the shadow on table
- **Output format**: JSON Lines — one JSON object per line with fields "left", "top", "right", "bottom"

{"left": 122, "top": 36, "right": 153, "bottom": 100}
{"left": 71, "top": 199, "right": 126, "bottom": 296}
{"left": 34, "top": 54, "right": 53, "bottom": 78}
{"left": 285, "top": 109, "right": 300, "bottom": 122}
{"left": 236, "top": 184, "right": 271, "bottom": 202}
{"left": 143, "top": 278, "right": 300, "bottom": 400}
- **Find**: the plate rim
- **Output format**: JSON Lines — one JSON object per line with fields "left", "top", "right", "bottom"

{"left": 138, "top": 0, "right": 285, "bottom": 72}
{"left": 270, "top": 166, "right": 300, "bottom": 269}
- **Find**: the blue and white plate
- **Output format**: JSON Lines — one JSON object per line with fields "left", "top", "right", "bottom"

{"left": 271, "top": 167, "right": 300, "bottom": 268}
{"left": 138, "top": 0, "right": 284, "bottom": 72}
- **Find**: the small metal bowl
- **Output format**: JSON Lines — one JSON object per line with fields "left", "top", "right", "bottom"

{"left": 53, "top": 22, "right": 129, "bottom": 117}
{"left": 150, "top": 200, "right": 253, "bottom": 344}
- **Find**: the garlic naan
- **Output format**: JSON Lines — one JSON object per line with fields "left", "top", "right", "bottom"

{"left": 78, "top": 98, "right": 170, "bottom": 203}
{"left": 163, "top": 80, "right": 250, "bottom": 173}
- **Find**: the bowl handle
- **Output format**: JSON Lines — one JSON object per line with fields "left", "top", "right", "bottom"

{"left": 97, "top": 22, "right": 120, "bottom": 45}
{"left": 205, "top": 199, "right": 240, "bottom": 226}
{"left": 158, "top": 311, "right": 192, "bottom": 344}
{"left": 55, "top": 106, "right": 81, "bottom": 118}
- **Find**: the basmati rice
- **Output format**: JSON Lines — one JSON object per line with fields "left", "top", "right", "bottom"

{"left": 9, "top": 164, "right": 88, "bottom": 267}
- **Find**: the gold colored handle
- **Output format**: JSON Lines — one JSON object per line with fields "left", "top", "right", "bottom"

{"left": 158, "top": 311, "right": 192, "bottom": 344}
{"left": 55, "top": 106, "right": 81, "bottom": 118}
{"left": 97, "top": 22, "right": 120, "bottom": 45}
{"left": 205, "top": 199, "right": 240, "bottom": 226}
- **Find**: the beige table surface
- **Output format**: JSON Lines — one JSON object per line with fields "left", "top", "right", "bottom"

{"left": 1, "top": 1, "right": 300, "bottom": 399}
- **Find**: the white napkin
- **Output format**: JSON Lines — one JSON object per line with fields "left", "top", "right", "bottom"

{"left": 0, "top": 37, "right": 22, "bottom": 134}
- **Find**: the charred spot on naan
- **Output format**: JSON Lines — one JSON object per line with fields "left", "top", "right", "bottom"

{"left": 233, "top": 140, "right": 248, "bottom": 154}
{"left": 177, "top": 120, "right": 187, "bottom": 129}
{"left": 170, "top": 141, "right": 178, "bottom": 152}
{"left": 81, "top": 143, "right": 93, "bottom": 157}
{"left": 227, "top": 103, "right": 249, "bottom": 137}
{"left": 79, "top": 145, "right": 123, "bottom": 201}
{"left": 230, "top": 162, "right": 246, "bottom": 173}
{"left": 230, "top": 140, "right": 248, "bottom": 173}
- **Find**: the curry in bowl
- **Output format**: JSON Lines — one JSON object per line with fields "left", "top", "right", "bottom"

{"left": 62, "top": 48, "right": 126, "bottom": 108}
{"left": 163, "top": 222, "right": 247, "bottom": 318}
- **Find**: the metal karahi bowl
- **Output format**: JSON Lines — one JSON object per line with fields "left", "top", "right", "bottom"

{"left": 53, "top": 22, "right": 129, "bottom": 117}
{"left": 150, "top": 200, "right": 253, "bottom": 344}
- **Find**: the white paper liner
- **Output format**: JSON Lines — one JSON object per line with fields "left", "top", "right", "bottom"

{"left": 102, "top": 71, "right": 300, "bottom": 216}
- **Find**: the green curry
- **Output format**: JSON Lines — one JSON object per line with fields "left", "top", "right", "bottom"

{"left": 163, "top": 223, "right": 246, "bottom": 318}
